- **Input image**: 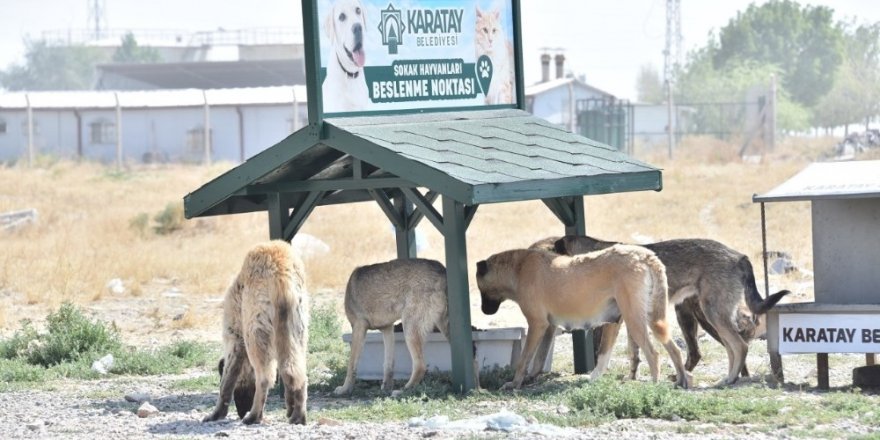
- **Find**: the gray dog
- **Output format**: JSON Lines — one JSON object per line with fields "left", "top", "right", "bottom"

{"left": 334, "top": 258, "right": 450, "bottom": 396}
{"left": 533, "top": 235, "right": 790, "bottom": 385}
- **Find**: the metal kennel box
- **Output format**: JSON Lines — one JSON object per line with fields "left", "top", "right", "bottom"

{"left": 754, "top": 160, "right": 880, "bottom": 388}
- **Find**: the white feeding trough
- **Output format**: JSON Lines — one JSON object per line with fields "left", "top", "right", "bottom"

{"left": 341, "top": 327, "right": 553, "bottom": 380}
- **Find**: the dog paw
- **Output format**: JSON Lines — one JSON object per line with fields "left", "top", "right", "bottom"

{"left": 332, "top": 386, "right": 350, "bottom": 396}
{"left": 202, "top": 409, "right": 227, "bottom": 423}
{"left": 500, "top": 381, "right": 520, "bottom": 391}
{"left": 391, "top": 390, "right": 403, "bottom": 398}
{"left": 287, "top": 412, "right": 306, "bottom": 425}
{"left": 241, "top": 412, "right": 262, "bottom": 425}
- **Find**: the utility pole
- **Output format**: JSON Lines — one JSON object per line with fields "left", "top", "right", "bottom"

{"left": 664, "top": 0, "right": 682, "bottom": 159}
{"left": 87, "top": 0, "right": 108, "bottom": 40}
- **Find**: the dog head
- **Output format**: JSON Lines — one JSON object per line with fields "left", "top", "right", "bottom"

{"left": 325, "top": 0, "right": 367, "bottom": 73}
{"left": 477, "top": 256, "right": 507, "bottom": 315}
{"left": 217, "top": 357, "right": 256, "bottom": 419}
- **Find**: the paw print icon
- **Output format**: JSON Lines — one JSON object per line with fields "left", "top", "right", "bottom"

{"left": 479, "top": 59, "right": 492, "bottom": 78}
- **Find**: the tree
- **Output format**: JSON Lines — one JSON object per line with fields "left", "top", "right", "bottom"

{"left": 711, "top": 0, "right": 844, "bottom": 107}
{"left": 112, "top": 32, "right": 161, "bottom": 64}
{"left": 0, "top": 39, "right": 108, "bottom": 91}
{"left": 813, "top": 22, "right": 880, "bottom": 130}
{"left": 677, "top": 54, "right": 811, "bottom": 133}
{"left": 635, "top": 64, "right": 664, "bottom": 104}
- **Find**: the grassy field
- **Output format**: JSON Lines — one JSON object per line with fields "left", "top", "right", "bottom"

{"left": 1, "top": 137, "right": 879, "bottom": 438}
{"left": 0, "top": 136, "right": 842, "bottom": 328}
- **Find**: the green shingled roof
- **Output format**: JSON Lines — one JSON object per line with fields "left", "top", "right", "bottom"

{"left": 184, "top": 109, "right": 661, "bottom": 219}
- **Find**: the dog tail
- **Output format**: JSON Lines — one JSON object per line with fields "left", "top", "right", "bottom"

{"left": 645, "top": 252, "right": 670, "bottom": 326}
{"left": 739, "top": 256, "right": 791, "bottom": 314}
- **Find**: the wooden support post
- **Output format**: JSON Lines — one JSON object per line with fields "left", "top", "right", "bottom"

{"left": 442, "top": 196, "right": 476, "bottom": 392}
{"left": 393, "top": 194, "right": 416, "bottom": 259}
{"left": 817, "top": 353, "right": 829, "bottom": 390}
{"left": 267, "top": 193, "right": 289, "bottom": 241}
{"left": 868, "top": 354, "right": 876, "bottom": 366}
{"left": 562, "top": 196, "right": 596, "bottom": 375}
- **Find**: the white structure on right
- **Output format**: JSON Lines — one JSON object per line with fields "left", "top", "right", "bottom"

{"left": 754, "top": 160, "right": 880, "bottom": 389}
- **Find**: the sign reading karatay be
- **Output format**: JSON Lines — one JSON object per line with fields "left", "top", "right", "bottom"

{"left": 778, "top": 313, "right": 880, "bottom": 354}
{"left": 317, "top": 0, "right": 517, "bottom": 116}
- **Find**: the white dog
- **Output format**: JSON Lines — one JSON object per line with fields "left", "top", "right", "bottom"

{"left": 322, "top": 0, "right": 370, "bottom": 113}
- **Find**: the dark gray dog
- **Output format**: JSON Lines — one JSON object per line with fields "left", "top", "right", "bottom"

{"left": 533, "top": 235, "right": 790, "bottom": 385}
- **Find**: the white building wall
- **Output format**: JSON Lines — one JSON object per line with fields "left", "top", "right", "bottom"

{"left": 529, "top": 84, "right": 610, "bottom": 132}
{"left": 0, "top": 103, "right": 309, "bottom": 164}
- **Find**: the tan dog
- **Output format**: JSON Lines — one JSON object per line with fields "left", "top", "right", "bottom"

{"left": 476, "top": 246, "right": 691, "bottom": 390}
{"left": 334, "top": 258, "right": 450, "bottom": 396}
{"left": 551, "top": 235, "right": 790, "bottom": 386}
{"left": 203, "top": 241, "right": 309, "bottom": 425}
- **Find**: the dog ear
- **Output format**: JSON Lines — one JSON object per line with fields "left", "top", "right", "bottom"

{"left": 476, "top": 260, "right": 488, "bottom": 276}
{"left": 324, "top": 8, "right": 336, "bottom": 43}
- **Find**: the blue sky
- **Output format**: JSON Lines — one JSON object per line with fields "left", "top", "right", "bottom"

{"left": 1, "top": 0, "right": 878, "bottom": 100}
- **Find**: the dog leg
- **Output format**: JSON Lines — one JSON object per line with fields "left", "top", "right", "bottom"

{"left": 504, "top": 320, "right": 548, "bottom": 390}
{"left": 203, "top": 343, "right": 246, "bottom": 422}
{"left": 402, "top": 321, "right": 428, "bottom": 391}
{"left": 242, "top": 327, "right": 276, "bottom": 425}
{"left": 335, "top": 320, "right": 368, "bottom": 396}
{"left": 279, "top": 358, "right": 307, "bottom": 424}
{"left": 676, "top": 305, "right": 702, "bottom": 372}
{"left": 527, "top": 325, "right": 557, "bottom": 382}
{"left": 277, "top": 341, "right": 307, "bottom": 424}
{"left": 626, "top": 334, "right": 640, "bottom": 380}
{"left": 713, "top": 323, "right": 748, "bottom": 386}
{"left": 591, "top": 322, "right": 622, "bottom": 380}
{"left": 380, "top": 325, "right": 397, "bottom": 393}
{"left": 650, "top": 319, "right": 691, "bottom": 389}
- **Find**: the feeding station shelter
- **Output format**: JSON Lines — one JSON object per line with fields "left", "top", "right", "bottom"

{"left": 754, "top": 160, "right": 880, "bottom": 389}
{"left": 184, "top": 0, "right": 662, "bottom": 392}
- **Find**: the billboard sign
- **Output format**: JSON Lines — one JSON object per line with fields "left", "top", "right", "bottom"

{"left": 315, "top": 0, "right": 519, "bottom": 116}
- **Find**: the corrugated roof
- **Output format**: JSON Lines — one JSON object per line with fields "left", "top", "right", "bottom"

{"left": 754, "top": 160, "right": 880, "bottom": 202}
{"left": 96, "top": 59, "right": 306, "bottom": 89}
{"left": 0, "top": 85, "right": 307, "bottom": 110}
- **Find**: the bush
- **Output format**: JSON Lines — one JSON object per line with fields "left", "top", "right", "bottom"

{"left": 26, "top": 303, "right": 121, "bottom": 367}
{"left": 307, "top": 304, "right": 348, "bottom": 389}
{"left": 0, "top": 304, "right": 122, "bottom": 367}
{"left": 0, "top": 358, "right": 49, "bottom": 382}
{"left": 153, "top": 202, "right": 185, "bottom": 235}
{"left": 0, "top": 319, "right": 40, "bottom": 360}
{"left": 565, "top": 377, "right": 700, "bottom": 421}
{"left": 112, "top": 341, "right": 215, "bottom": 375}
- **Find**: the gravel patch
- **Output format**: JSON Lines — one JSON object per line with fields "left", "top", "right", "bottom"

{"left": 1, "top": 337, "right": 878, "bottom": 440}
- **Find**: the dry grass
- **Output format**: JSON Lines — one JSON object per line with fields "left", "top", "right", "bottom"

{"left": 0, "top": 136, "right": 867, "bottom": 335}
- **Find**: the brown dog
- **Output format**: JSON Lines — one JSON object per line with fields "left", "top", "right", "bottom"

{"left": 476, "top": 245, "right": 691, "bottom": 390}
{"left": 550, "top": 235, "right": 790, "bottom": 385}
{"left": 203, "top": 241, "right": 309, "bottom": 425}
